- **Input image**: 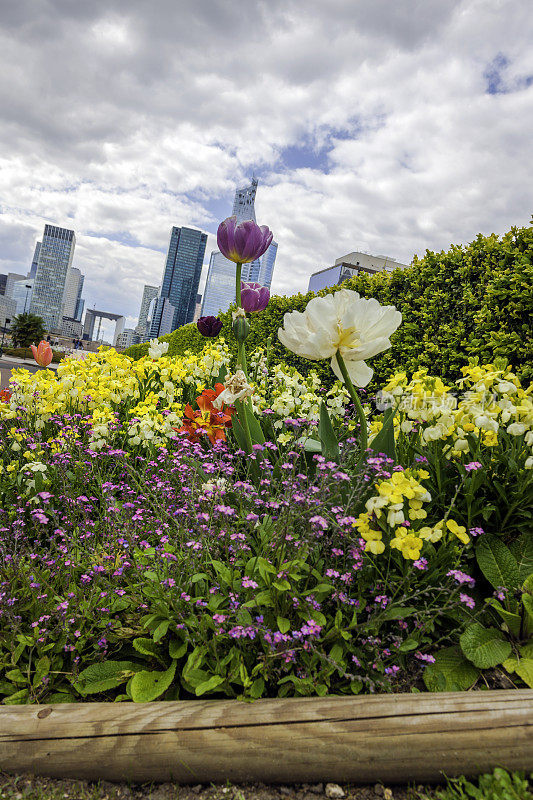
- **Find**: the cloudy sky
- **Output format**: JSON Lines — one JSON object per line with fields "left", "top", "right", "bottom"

{"left": 0, "top": 0, "right": 532, "bottom": 329}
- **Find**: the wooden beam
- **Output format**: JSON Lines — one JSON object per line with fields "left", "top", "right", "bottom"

{"left": 1, "top": 691, "right": 532, "bottom": 784}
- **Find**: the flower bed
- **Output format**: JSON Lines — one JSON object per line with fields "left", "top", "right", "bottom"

{"left": 0, "top": 215, "right": 531, "bottom": 707}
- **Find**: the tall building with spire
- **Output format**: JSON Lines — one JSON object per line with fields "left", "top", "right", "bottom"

{"left": 150, "top": 227, "right": 207, "bottom": 338}
{"left": 201, "top": 178, "right": 278, "bottom": 318}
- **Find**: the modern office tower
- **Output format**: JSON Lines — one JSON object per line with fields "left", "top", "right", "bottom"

{"left": 201, "top": 177, "right": 278, "bottom": 318}
{"left": 62, "top": 267, "right": 84, "bottom": 319}
{"left": 28, "top": 242, "right": 41, "bottom": 279}
{"left": 30, "top": 224, "right": 76, "bottom": 332}
{"left": 74, "top": 297, "right": 85, "bottom": 322}
{"left": 0, "top": 274, "right": 7, "bottom": 296}
{"left": 149, "top": 227, "right": 207, "bottom": 338}
{"left": 12, "top": 279, "right": 34, "bottom": 315}
{"left": 5, "top": 272, "right": 27, "bottom": 299}
{"left": 308, "top": 251, "right": 408, "bottom": 293}
{"left": 0, "top": 295, "right": 16, "bottom": 330}
{"left": 135, "top": 284, "right": 159, "bottom": 338}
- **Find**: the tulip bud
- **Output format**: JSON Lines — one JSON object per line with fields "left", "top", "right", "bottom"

{"left": 232, "top": 315, "right": 250, "bottom": 343}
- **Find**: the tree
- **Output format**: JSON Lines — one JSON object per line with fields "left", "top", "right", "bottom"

{"left": 10, "top": 313, "right": 46, "bottom": 348}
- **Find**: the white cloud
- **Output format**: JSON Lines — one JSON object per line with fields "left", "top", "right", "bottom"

{"left": 0, "top": 0, "right": 531, "bottom": 320}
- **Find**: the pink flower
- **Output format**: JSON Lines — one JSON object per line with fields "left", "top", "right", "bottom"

{"left": 30, "top": 340, "right": 53, "bottom": 367}
{"left": 465, "top": 461, "right": 483, "bottom": 472}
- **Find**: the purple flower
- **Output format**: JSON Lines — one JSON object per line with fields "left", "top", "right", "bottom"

{"left": 240, "top": 282, "right": 270, "bottom": 313}
{"left": 197, "top": 316, "right": 223, "bottom": 337}
{"left": 465, "top": 461, "right": 483, "bottom": 472}
{"left": 217, "top": 216, "right": 273, "bottom": 264}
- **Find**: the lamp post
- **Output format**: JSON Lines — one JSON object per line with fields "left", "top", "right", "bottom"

{"left": 0, "top": 317, "right": 11, "bottom": 358}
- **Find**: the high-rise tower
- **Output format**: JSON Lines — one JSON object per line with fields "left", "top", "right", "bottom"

{"left": 136, "top": 284, "right": 159, "bottom": 340}
{"left": 201, "top": 178, "right": 277, "bottom": 318}
{"left": 150, "top": 227, "right": 207, "bottom": 338}
{"left": 30, "top": 224, "right": 76, "bottom": 332}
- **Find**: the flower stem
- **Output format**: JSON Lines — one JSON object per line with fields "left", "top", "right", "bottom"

{"left": 335, "top": 351, "right": 368, "bottom": 453}
{"left": 234, "top": 262, "right": 249, "bottom": 378}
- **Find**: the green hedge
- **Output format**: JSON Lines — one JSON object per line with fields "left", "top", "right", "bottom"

{"left": 126, "top": 220, "right": 533, "bottom": 386}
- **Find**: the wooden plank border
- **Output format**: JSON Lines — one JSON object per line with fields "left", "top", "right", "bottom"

{"left": 1, "top": 691, "right": 532, "bottom": 784}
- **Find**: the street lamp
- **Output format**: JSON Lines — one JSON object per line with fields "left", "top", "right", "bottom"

{"left": 23, "top": 285, "right": 32, "bottom": 314}
{"left": 0, "top": 317, "right": 11, "bottom": 358}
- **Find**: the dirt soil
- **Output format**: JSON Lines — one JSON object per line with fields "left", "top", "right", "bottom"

{"left": 0, "top": 775, "right": 439, "bottom": 800}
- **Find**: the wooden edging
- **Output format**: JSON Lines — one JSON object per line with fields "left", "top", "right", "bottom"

{"left": 1, "top": 691, "right": 532, "bottom": 785}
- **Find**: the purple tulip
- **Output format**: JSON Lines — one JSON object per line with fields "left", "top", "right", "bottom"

{"left": 217, "top": 216, "right": 273, "bottom": 264}
{"left": 240, "top": 282, "right": 270, "bottom": 313}
{"left": 197, "top": 316, "right": 223, "bottom": 337}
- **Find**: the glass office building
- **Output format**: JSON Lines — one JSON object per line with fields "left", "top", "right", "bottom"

{"left": 201, "top": 178, "right": 278, "bottom": 318}
{"left": 28, "top": 241, "right": 41, "bottom": 279}
{"left": 30, "top": 224, "right": 76, "bottom": 332}
{"left": 150, "top": 227, "right": 207, "bottom": 337}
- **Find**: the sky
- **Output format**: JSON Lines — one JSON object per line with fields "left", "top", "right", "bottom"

{"left": 0, "top": 0, "right": 532, "bottom": 332}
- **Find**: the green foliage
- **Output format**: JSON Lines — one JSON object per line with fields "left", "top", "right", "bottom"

{"left": 126, "top": 220, "right": 533, "bottom": 389}
{"left": 9, "top": 313, "right": 46, "bottom": 349}
{"left": 423, "top": 646, "right": 479, "bottom": 691}
{"left": 430, "top": 769, "right": 532, "bottom": 800}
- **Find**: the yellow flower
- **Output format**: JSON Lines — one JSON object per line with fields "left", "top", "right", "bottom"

{"left": 390, "top": 528, "right": 423, "bottom": 560}
{"left": 446, "top": 519, "right": 469, "bottom": 544}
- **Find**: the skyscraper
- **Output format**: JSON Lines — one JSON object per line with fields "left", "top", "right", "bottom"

{"left": 201, "top": 178, "right": 278, "bottom": 318}
{"left": 28, "top": 241, "right": 41, "bottom": 279}
{"left": 30, "top": 224, "right": 75, "bottom": 332}
{"left": 150, "top": 227, "right": 207, "bottom": 338}
{"left": 136, "top": 284, "right": 159, "bottom": 339}
{"left": 62, "top": 267, "right": 84, "bottom": 319}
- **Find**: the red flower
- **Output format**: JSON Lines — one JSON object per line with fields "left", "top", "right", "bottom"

{"left": 175, "top": 386, "right": 235, "bottom": 445}
{"left": 0, "top": 388, "right": 11, "bottom": 403}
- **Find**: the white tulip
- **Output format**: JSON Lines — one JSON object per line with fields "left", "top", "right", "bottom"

{"left": 278, "top": 289, "right": 401, "bottom": 387}
{"left": 148, "top": 340, "right": 169, "bottom": 360}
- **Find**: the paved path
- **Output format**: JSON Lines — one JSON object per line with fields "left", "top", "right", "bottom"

{"left": 0, "top": 358, "right": 57, "bottom": 390}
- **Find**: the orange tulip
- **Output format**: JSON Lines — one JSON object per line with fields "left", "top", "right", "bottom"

{"left": 30, "top": 341, "right": 53, "bottom": 367}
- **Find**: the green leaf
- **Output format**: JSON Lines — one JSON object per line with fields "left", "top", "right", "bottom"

{"left": 509, "top": 532, "right": 533, "bottom": 584}
{"left": 168, "top": 640, "right": 187, "bottom": 660}
{"left": 515, "top": 658, "right": 533, "bottom": 688}
{"left": 249, "top": 677, "right": 265, "bottom": 698}
{"left": 460, "top": 623, "right": 512, "bottom": 668}
{"left": 318, "top": 401, "right": 340, "bottom": 462}
{"left": 73, "top": 661, "right": 139, "bottom": 695}
{"left": 130, "top": 661, "right": 177, "bottom": 703}
{"left": 489, "top": 600, "right": 521, "bottom": 638}
{"left": 2, "top": 688, "right": 30, "bottom": 705}
{"left": 277, "top": 616, "right": 290, "bottom": 634}
{"left": 230, "top": 414, "right": 249, "bottom": 452}
{"left": 379, "top": 605, "right": 418, "bottom": 621}
{"left": 152, "top": 620, "right": 170, "bottom": 643}
{"left": 132, "top": 638, "right": 162, "bottom": 660}
{"left": 32, "top": 656, "right": 50, "bottom": 688}
{"left": 369, "top": 406, "right": 396, "bottom": 460}
{"left": 399, "top": 638, "right": 419, "bottom": 652}
{"left": 476, "top": 535, "right": 520, "bottom": 591}
{"left": 423, "top": 646, "right": 479, "bottom": 692}
{"left": 195, "top": 674, "right": 225, "bottom": 697}
{"left": 243, "top": 403, "right": 265, "bottom": 446}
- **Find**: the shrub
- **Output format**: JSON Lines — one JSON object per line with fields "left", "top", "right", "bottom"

{"left": 126, "top": 220, "right": 533, "bottom": 388}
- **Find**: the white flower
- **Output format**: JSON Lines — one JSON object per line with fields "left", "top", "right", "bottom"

{"left": 474, "top": 414, "right": 499, "bottom": 433}
{"left": 278, "top": 289, "right": 401, "bottom": 387}
{"left": 525, "top": 456, "right": 533, "bottom": 470}
{"left": 201, "top": 478, "right": 229, "bottom": 494}
{"left": 507, "top": 422, "right": 526, "bottom": 436}
{"left": 213, "top": 370, "right": 254, "bottom": 408}
{"left": 148, "top": 340, "right": 169, "bottom": 360}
